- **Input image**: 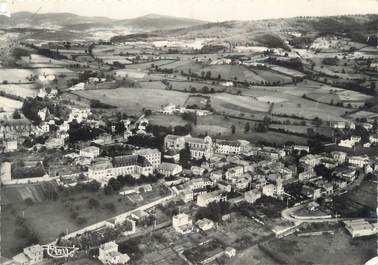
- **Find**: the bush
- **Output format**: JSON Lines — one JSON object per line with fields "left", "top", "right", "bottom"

{"left": 88, "top": 198, "right": 100, "bottom": 209}
{"left": 76, "top": 217, "right": 87, "bottom": 225}
{"left": 24, "top": 198, "right": 34, "bottom": 206}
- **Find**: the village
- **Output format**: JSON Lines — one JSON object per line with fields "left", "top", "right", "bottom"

{"left": 0, "top": 9, "right": 377, "bottom": 265}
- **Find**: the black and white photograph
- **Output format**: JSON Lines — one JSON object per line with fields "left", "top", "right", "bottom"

{"left": 0, "top": 0, "right": 377, "bottom": 264}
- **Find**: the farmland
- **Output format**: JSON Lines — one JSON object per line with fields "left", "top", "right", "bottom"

{"left": 0, "top": 84, "right": 38, "bottom": 98}
{"left": 0, "top": 96, "right": 23, "bottom": 111}
{"left": 72, "top": 87, "right": 187, "bottom": 114}
{"left": 211, "top": 93, "right": 270, "bottom": 115}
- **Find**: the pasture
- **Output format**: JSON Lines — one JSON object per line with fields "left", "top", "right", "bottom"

{"left": 0, "top": 84, "right": 38, "bottom": 98}
{"left": 0, "top": 96, "right": 23, "bottom": 111}
{"left": 211, "top": 93, "right": 270, "bottom": 115}
{"left": 73, "top": 87, "right": 187, "bottom": 114}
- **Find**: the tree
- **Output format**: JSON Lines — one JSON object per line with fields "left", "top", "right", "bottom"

{"left": 179, "top": 143, "right": 191, "bottom": 169}
{"left": 12, "top": 110, "right": 21, "bottom": 119}
{"left": 88, "top": 198, "right": 100, "bottom": 209}
{"left": 244, "top": 122, "right": 250, "bottom": 133}
{"left": 231, "top": 125, "right": 236, "bottom": 134}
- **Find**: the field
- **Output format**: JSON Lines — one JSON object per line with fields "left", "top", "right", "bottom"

{"left": 0, "top": 96, "right": 23, "bottom": 111}
{"left": 259, "top": 224, "right": 376, "bottom": 265}
{"left": 1, "top": 182, "right": 165, "bottom": 258}
{"left": 193, "top": 115, "right": 308, "bottom": 145}
{"left": 211, "top": 93, "right": 270, "bottom": 115}
{"left": 185, "top": 95, "right": 209, "bottom": 108}
{"left": 0, "top": 83, "right": 38, "bottom": 98}
{"left": 73, "top": 87, "right": 187, "bottom": 114}
{"left": 0, "top": 68, "right": 74, "bottom": 83}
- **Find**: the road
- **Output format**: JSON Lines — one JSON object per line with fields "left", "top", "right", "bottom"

{"left": 282, "top": 172, "right": 366, "bottom": 223}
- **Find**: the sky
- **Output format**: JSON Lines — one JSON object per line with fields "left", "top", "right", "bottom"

{"left": 8, "top": 0, "right": 378, "bottom": 22}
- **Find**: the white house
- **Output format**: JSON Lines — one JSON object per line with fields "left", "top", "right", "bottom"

{"left": 80, "top": 146, "right": 100, "bottom": 159}
{"left": 158, "top": 162, "right": 183, "bottom": 177}
{"left": 133, "top": 148, "right": 161, "bottom": 168}
{"left": 98, "top": 241, "right": 130, "bottom": 265}
{"left": 197, "top": 190, "right": 227, "bottom": 207}
{"left": 172, "top": 213, "right": 193, "bottom": 234}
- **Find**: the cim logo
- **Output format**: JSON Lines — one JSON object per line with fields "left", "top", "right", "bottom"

{"left": 42, "top": 244, "right": 79, "bottom": 258}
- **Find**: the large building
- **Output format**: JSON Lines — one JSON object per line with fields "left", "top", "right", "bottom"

{"left": 214, "top": 140, "right": 241, "bottom": 155}
{"left": 197, "top": 190, "right": 227, "bottom": 207}
{"left": 133, "top": 148, "right": 161, "bottom": 168}
{"left": 88, "top": 155, "right": 153, "bottom": 184}
{"left": 164, "top": 134, "right": 213, "bottom": 160}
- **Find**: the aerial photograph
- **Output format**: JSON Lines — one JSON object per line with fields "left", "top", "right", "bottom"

{"left": 0, "top": 0, "right": 377, "bottom": 264}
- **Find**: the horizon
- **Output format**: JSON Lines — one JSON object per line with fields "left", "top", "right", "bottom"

{"left": 8, "top": 0, "right": 378, "bottom": 22}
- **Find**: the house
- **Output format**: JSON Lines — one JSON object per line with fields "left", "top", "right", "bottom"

{"left": 244, "top": 189, "right": 261, "bottom": 203}
{"left": 209, "top": 170, "right": 223, "bottom": 183}
{"left": 361, "top": 123, "right": 373, "bottom": 130}
{"left": 38, "top": 107, "right": 49, "bottom": 121}
{"left": 331, "top": 151, "right": 347, "bottom": 164}
{"left": 163, "top": 149, "right": 180, "bottom": 162}
{"left": 4, "top": 140, "right": 17, "bottom": 152}
{"left": 224, "top": 247, "right": 236, "bottom": 258}
{"left": 191, "top": 165, "right": 206, "bottom": 176}
{"left": 348, "top": 155, "right": 370, "bottom": 168}
{"left": 112, "top": 155, "right": 153, "bottom": 177}
{"left": 195, "top": 218, "right": 214, "bottom": 231}
{"left": 225, "top": 165, "right": 244, "bottom": 180}
{"left": 12, "top": 244, "right": 44, "bottom": 265}
{"left": 262, "top": 184, "right": 276, "bottom": 197}
{"left": 214, "top": 140, "right": 241, "bottom": 155}
{"left": 162, "top": 103, "right": 177, "bottom": 114}
{"left": 301, "top": 185, "right": 321, "bottom": 199}
{"left": 98, "top": 241, "right": 130, "bottom": 265}
{"left": 133, "top": 148, "right": 161, "bottom": 168}
{"left": 338, "top": 139, "right": 355, "bottom": 148}
{"left": 45, "top": 137, "right": 65, "bottom": 149}
{"left": 80, "top": 146, "right": 100, "bottom": 159}
{"left": 292, "top": 145, "right": 310, "bottom": 153}
{"left": 69, "top": 82, "right": 85, "bottom": 91}
{"left": 298, "top": 169, "right": 316, "bottom": 181}
{"left": 164, "top": 134, "right": 186, "bottom": 150}
{"left": 343, "top": 219, "right": 378, "bottom": 238}
{"left": 197, "top": 190, "right": 227, "bottom": 207}
{"left": 369, "top": 135, "right": 378, "bottom": 144}
{"left": 158, "top": 162, "right": 183, "bottom": 177}
{"left": 172, "top": 213, "right": 193, "bottom": 234}
{"left": 38, "top": 122, "right": 50, "bottom": 133}
{"left": 88, "top": 160, "right": 114, "bottom": 184}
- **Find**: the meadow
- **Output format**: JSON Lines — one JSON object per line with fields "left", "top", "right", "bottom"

{"left": 73, "top": 87, "right": 187, "bottom": 114}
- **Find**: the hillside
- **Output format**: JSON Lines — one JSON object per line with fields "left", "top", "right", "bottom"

{"left": 110, "top": 14, "right": 378, "bottom": 48}
{"left": 0, "top": 12, "right": 207, "bottom": 32}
